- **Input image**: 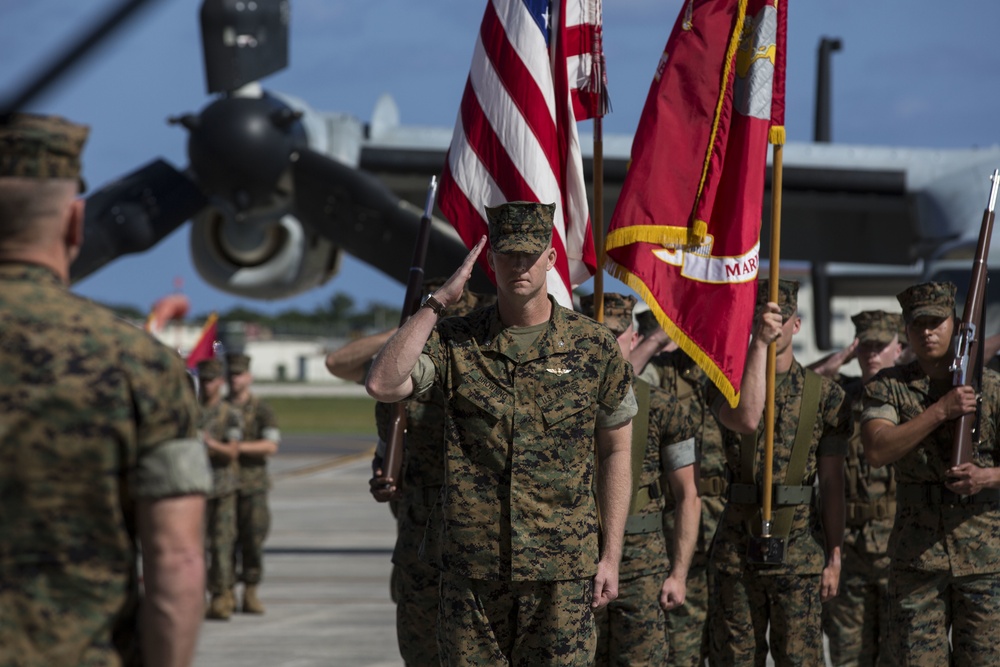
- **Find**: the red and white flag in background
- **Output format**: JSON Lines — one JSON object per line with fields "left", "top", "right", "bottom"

{"left": 438, "top": 0, "right": 604, "bottom": 308}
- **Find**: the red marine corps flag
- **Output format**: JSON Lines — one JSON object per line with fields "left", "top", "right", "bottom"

{"left": 438, "top": 0, "right": 603, "bottom": 308}
{"left": 185, "top": 312, "right": 219, "bottom": 370}
{"left": 605, "top": 0, "right": 786, "bottom": 406}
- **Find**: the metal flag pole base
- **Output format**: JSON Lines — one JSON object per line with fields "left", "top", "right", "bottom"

{"left": 747, "top": 520, "right": 785, "bottom": 564}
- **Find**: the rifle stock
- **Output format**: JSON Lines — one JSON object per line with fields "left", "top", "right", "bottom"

{"left": 951, "top": 169, "right": 999, "bottom": 467}
{"left": 381, "top": 176, "right": 439, "bottom": 487}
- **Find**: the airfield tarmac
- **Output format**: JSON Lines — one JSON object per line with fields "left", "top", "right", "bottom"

{"left": 193, "top": 433, "right": 403, "bottom": 667}
{"left": 193, "top": 432, "right": 826, "bottom": 666}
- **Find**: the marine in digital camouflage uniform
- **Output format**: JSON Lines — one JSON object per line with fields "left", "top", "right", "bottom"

{"left": 861, "top": 282, "right": 1000, "bottom": 666}
{"left": 227, "top": 352, "right": 281, "bottom": 615}
{"left": 367, "top": 285, "right": 493, "bottom": 667}
{"left": 367, "top": 201, "right": 637, "bottom": 666}
{"left": 708, "top": 279, "right": 849, "bottom": 667}
{"left": 640, "top": 345, "right": 727, "bottom": 667}
{"left": 583, "top": 294, "right": 701, "bottom": 667}
{"left": 198, "top": 358, "right": 244, "bottom": 621}
{"left": 0, "top": 113, "right": 211, "bottom": 666}
{"left": 822, "top": 311, "right": 903, "bottom": 666}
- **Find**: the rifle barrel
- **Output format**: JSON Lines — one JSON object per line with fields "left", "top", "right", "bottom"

{"left": 950, "top": 169, "right": 999, "bottom": 467}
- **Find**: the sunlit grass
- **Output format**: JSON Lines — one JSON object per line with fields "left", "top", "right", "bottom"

{"left": 266, "top": 396, "right": 377, "bottom": 435}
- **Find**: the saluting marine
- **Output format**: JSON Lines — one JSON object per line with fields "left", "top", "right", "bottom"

{"left": 371, "top": 283, "right": 494, "bottom": 667}
{"left": 367, "top": 201, "right": 636, "bottom": 666}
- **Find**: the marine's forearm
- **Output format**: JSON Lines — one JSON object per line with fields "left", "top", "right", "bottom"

{"left": 596, "top": 422, "right": 633, "bottom": 565}
{"left": 366, "top": 308, "right": 439, "bottom": 402}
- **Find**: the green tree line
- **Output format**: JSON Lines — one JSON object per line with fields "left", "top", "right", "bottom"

{"left": 106, "top": 292, "right": 401, "bottom": 338}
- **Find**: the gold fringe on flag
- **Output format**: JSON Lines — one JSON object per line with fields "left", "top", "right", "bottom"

{"left": 605, "top": 259, "right": 741, "bottom": 407}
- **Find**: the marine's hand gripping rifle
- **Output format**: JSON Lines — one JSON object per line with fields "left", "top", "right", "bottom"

{"left": 379, "top": 176, "right": 439, "bottom": 492}
{"left": 950, "top": 169, "right": 1000, "bottom": 467}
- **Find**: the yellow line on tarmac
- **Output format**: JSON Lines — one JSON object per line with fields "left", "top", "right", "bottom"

{"left": 272, "top": 447, "right": 375, "bottom": 480}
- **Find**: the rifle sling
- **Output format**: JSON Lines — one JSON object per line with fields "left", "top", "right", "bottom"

{"left": 628, "top": 380, "right": 652, "bottom": 516}
{"left": 739, "top": 368, "right": 822, "bottom": 540}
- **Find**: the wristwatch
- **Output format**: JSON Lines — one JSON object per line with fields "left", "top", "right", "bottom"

{"left": 420, "top": 293, "right": 446, "bottom": 316}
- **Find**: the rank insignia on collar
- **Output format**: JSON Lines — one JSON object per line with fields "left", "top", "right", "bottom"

{"left": 546, "top": 366, "right": 571, "bottom": 375}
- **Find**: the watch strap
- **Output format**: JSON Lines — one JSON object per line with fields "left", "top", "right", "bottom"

{"left": 421, "top": 293, "right": 446, "bottom": 315}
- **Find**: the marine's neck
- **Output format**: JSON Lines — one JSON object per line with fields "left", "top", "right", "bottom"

{"left": 497, "top": 292, "right": 552, "bottom": 328}
{"left": 0, "top": 245, "right": 69, "bottom": 283}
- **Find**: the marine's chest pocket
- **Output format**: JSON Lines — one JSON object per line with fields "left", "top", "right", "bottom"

{"left": 455, "top": 371, "right": 512, "bottom": 424}
{"left": 538, "top": 386, "right": 594, "bottom": 430}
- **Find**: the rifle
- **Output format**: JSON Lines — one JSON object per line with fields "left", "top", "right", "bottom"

{"left": 380, "top": 176, "right": 439, "bottom": 489}
{"left": 950, "top": 169, "right": 1000, "bottom": 467}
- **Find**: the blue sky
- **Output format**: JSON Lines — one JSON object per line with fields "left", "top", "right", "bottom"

{"left": 2, "top": 0, "right": 999, "bottom": 315}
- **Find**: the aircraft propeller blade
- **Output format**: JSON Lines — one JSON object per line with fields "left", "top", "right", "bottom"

{"left": 71, "top": 159, "right": 208, "bottom": 283}
{"left": 290, "top": 148, "right": 492, "bottom": 291}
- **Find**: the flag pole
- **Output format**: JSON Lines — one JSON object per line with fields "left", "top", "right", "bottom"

{"left": 761, "top": 137, "right": 784, "bottom": 541}
{"left": 593, "top": 121, "right": 605, "bottom": 322}
{"left": 590, "top": 0, "right": 606, "bottom": 322}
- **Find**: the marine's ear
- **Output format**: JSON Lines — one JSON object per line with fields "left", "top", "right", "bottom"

{"left": 65, "top": 198, "right": 85, "bottom": 263}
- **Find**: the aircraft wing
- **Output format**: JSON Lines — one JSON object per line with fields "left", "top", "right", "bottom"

{"left": 359, "top": 112, "right": 1000, "bottom": 269}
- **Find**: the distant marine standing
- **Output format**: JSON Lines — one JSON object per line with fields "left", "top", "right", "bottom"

{"left": 198, "top": 357, "right": 244, "bottom": 621}
{"left": 226, "top": 352, "right": 281, "bottom": 615}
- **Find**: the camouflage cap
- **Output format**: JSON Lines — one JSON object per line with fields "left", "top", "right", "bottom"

{"left": 897, "top": 281, "right": 956, "bottom": 323}
{"left": 197, "top": 358, "right": 224, "bottom": 381}
{"left": 851, "top": 310, "right": 903, "bottom": 345}
{"left": 0, "top": 113, "right": 89, "bottom": 191}
{"left": 635, "top": 309, "right": 661, "bottom": 338}
{"left": 225, "top": 352, "right": 251, "bottom": 374}
{"left": 485, "top": 201, "right": 554, "bottom": 254}
{"left": 756, "top": 278, "right": 799, "bottom": 319}
{"left": 580, "top": 292, "right": 637, "bottom": 335}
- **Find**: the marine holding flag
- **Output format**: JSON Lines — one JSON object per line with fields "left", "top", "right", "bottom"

{"left": 437, "top": 0, "right": 601, "bottom": 308}
{"left": 605, "top": 0, "right": 786, "bottom": 407}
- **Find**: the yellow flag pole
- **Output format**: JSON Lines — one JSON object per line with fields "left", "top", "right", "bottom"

{"left": 593, "top": 113, "right": 605, "bottom": 323}
{"left": 761, "top": 138, "right": 784, "bottom": 538}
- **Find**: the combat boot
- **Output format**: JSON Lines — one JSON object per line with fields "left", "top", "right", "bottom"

{"left": 205, "top": 591, "right": 234, "bottom": 620}
{"left": 242, "top": 585, "right": 266, "bottom": 614}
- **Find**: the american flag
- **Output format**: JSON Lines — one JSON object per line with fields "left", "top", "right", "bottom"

{"left": 438, "top": 0, "right": 603, "bottom": 308}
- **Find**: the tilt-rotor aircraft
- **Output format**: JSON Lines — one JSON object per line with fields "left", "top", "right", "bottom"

{"left": 7, "top": 0, "right": 1000, "bottom": 347}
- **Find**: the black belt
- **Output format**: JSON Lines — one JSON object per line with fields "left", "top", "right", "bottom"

{"left": 896, "top": 484, "right": 1000, "bottom": 506}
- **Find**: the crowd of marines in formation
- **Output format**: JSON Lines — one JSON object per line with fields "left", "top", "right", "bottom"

{"left": 353, "top": 204, "right": 1000, "bottom": 666}
{"left": 4, "top": 112, "right": 1000, "bottom": 667}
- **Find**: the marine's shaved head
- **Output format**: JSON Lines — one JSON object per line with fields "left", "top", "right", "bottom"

{"left": 0, "top": 177, "right": 78, "bottom": 244}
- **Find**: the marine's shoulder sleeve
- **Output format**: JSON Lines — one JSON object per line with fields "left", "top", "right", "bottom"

{"left": 96, "top": 307, "right": 210, "bottom": 498}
